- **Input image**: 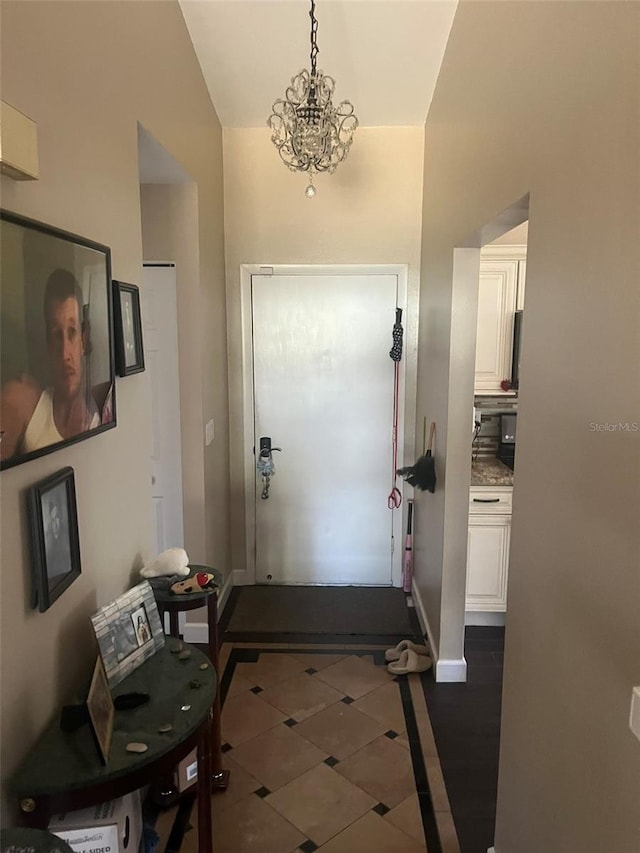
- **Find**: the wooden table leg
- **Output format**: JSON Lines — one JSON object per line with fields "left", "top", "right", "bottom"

{"left": 197, "top": 716, "right": 214, "bottom": 853}
{"left": 207, "top": 591, "right": 230, "bottom": 791}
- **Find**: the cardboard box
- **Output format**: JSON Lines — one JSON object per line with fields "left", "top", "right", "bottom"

{"left": 174, "top": 747, "right": 198, "bottom": 793}
{"left": 48, "top": 789, "right": 142, "bottom": 853}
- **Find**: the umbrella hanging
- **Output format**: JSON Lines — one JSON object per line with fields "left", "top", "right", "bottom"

{"left": 387, "top": 309, "right": 403, "bottom": 509}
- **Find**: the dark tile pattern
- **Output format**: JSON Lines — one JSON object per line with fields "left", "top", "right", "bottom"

{"left": 299, "top": 840, "right": 319, "bottom": 853}
{"left": 284, "top": 717, "right": 298, "bottom": 728}
{"left": 324, "top": 756, "right": 339, "bottom": 768}
{"left": 250, "top": 685, "right": 264, "bottom": 694}
{"left": 384, "top": 729, "right": 399, "bottom": 740}
{"left": 305, "top": 667, "right": 318, "bottom": 675}
{"left": 255, "top": 785, "right": 271, "bottom": 798}
{"left": 221, "top": 742, "right": 232, "bottom": 753}
{"left": 341, "top": 696, "right": 355, "bottom": 705}
{"left": 373, "top": 802, "right": 390, "bottom": 816}
{"left": 422, "top": 626, "right": 504, "bottom": 853}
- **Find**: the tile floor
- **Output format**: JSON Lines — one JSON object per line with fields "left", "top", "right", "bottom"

{"left": 156, "top": 644, "right": 462, "bottom": 853}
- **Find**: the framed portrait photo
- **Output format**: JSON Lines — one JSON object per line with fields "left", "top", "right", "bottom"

{"left": 113, "top": 280, "right": 145, "bottom": 376}
{"left": 0, "top": 210, "right": 116, "bottom": 471}
{"left": 86, "top": 656, "right": 114, "bottom": 765}
{"left": 91, "top": 581, "right": 164, "bottom": 688}
{"left": 27, "top": 466, "right": 81, "bottom": 612}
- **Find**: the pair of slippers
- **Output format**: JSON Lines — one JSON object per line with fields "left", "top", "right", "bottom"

{"left": 385, "top": 640, "right": 432, "bottom": 674}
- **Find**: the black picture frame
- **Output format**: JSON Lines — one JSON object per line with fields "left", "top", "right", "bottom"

{"left": 0, "top": 210, "right": 116, "bottom": 470}
{"left": 86, "top": 656, "right": 114, "bottom": 765}
{"left": 112, "top": 280, "right": 145, "bottom": 376}
{"left": 27, "top": 466, "right": 81, "bottom": 612}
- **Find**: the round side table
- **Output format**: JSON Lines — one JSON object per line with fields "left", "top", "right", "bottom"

{"left": 152, "top": 565, "right": 229, "bottom": 791}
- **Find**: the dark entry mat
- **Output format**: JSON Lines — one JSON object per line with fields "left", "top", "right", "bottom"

{"left": 227, "top": 586, "right": 414, "bottom": 635}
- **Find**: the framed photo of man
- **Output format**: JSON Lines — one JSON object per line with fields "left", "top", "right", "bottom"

{"left": 27, "top": 466, "right": 81, "bottom": 612}
{"left": 0, "top": 210, "right": 116, "bottom": 470}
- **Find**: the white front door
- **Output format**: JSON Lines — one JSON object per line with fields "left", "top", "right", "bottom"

{"left": 141, "top": 264, "right": 184, "bottom": 554}
{"left": 250, "top": 271, "right": 402, "bottom": 586}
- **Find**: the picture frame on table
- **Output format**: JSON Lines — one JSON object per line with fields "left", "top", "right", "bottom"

{"left": 86, "top": 656, "right": 115, "bottom": 764}
{"left": 27, "top": 466, "right": 81, "bottom": 613}
{"left": 0, "top": 210, "right": 115, "bottom": 470}
{"left": 112, "top": 281, "right": 145, "bottom": 376}
{"left": 91, "top": 581, "right": 164, "bottom": 688}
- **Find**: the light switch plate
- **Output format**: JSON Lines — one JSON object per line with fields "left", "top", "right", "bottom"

{"left": 629, "top": 687, "right": 640, "bottom": 741}
{"left": 205, "top": 419, "right": 214, "bottom": 446}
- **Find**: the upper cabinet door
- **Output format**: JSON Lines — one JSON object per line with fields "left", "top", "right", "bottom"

{"left": 475, "top": 259, "right": 518, "bottom": 393}
{"left": 516, "top": 258, "right": 527, "bottom": 311}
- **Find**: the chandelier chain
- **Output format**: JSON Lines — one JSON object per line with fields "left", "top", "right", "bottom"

{"left": 309, "top": 0, "right": 319, "bottom": 77}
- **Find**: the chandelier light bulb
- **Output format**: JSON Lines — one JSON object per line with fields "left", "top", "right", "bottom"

{"left": 305, "top": 183, "right": 316, "bottom": 198}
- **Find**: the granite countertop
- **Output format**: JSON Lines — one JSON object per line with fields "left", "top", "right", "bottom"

{"left": 470, "top": 457, "right": 514, "bottom": 487}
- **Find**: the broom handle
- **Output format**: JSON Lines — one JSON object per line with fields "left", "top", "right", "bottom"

{"left": 428, "top": 422, "right": 436, "bottom": 452}
{"left": 422, "top": 417, "right": 427, "bottom": 455}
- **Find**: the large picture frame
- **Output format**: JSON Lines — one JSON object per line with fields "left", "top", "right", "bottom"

{"left": 91, "top": 581, "right": 165, "bottom": 688}
{"left": 86, "top": 656, "right": 115, "bottom": 765}
{"left": 112, "top": 280, "right": 145, "bottom": 376}
{"left": 0, "top": 210, "right": 115, "bottom": 470}
{"left": 27, "top": 466, "right": 81, "bottom": 612}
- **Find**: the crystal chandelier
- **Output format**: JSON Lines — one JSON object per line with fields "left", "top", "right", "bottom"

{"left": 267, "top": 0, "right": 358, "bottom": 197}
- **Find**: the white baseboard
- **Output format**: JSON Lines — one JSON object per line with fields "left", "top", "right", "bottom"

{"left": 182, "top": 572, "right": 234, "bottom": 645}
{"left": 465, "top": 611, "right": 506, "bottom": 627}
{"left": 435, "top": 657, "right": 468, "bottom": 682}
{"left": 410, "top": 578, "right": 437, "bottom": 657}
{"left": 488, "top": 847, "right": 496, "bottom": 853}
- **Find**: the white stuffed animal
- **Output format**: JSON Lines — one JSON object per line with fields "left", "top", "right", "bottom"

{"left": 140, "top": 547, "right": 190, "bottom": 579}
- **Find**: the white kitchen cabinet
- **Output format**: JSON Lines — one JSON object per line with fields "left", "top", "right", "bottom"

{"left": 475, "top": 245, "right": 526, "bottom": 394}
{"left": 516, "top": 258, "right": 527, "bottom": 311}
{"left": 466, "top": 487, "right": 512, "bottom": 614}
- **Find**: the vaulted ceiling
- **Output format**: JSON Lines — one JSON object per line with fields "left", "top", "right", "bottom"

{"left": 178, "top": 1, "right": 458, "bottom": 128}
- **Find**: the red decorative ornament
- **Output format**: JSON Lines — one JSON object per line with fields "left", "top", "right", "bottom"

{"left": 500, "top": 379, "right": 512, "bottom": 391}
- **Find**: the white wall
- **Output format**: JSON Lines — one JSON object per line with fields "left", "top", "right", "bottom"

{"left": 416, "top": 1, "right": 640, "bottom": 849}
{"left": 223, "top": 126, "right": 424, "bottom": 579}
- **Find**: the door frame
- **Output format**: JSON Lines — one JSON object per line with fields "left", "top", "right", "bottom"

{"left": 239, "top": 264, "right": 409, "bottom": 587}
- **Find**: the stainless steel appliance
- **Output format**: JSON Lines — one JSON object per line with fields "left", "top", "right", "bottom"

{"left": 497, "top": 412, "right": 517, "bottom": 470}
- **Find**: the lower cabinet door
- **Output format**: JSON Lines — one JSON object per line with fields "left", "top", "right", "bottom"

{"left": 466, "top": 514, "right": 511, "bottom": 611}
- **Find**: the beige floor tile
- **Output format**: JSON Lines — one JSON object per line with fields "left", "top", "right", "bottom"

{"left": 317, "top": 810, "right": 426, "bottom": 853}
{"left": 352, "top": 680, "right": 407, "bottom": 734}
{"left": 288, "top": 653, "right": 347, "bottom": 671}
{"left": 266, "top": 762, "right": 376, "bottom": 845}
{"left": 229, "top": 723, "right": 328, "bottom": 792}
{"left": 226, "top": 673, "right": 253, "bottom": 698}
{"left": 409, "top": 676, "right": 439, "bottom": 757}
{"left": 425, "top": 756, "right": 452, "bottom": 812}
{"left": 395, "top": 732, "right": 411, "bottom": 750}
{"left": 213, "top": 792, "right": 306, "bottom": 853}
{"left": 294, "top": 701, "right": 387, "bottom": 760}
{"left": 236, "top": 653, "right": 307, "bottom": 689}
{"left": 335, "top": 735, "right": 416, "bottom": 809}
{"left": 213, "top": 754, "right": 261, "bottom": 811}
{"left": 314, "top": 655, "right": 392, "bottom": 699}
{"left": 259, "top": 673, "right": 344, "bottom": 721}
{"left": 384, "top": 793, "right": 426, "bottom": 845}
{"left": 221, "top": 691, "right": 286, "bottom": 747}
{"left": 436, "top": 809, "right": 462, "bottom": 853}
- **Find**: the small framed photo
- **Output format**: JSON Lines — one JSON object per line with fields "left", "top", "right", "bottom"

{"left": 91, "top": 581, "right": 164, "bottom": 687}
{"left": 27, "top": 466, "right": 81, "bottom": 612}
{"left": 86, "top": 656, "right": 114, "bottom": 765}
{"left": 112, "top": 280, "right": 144, "bottom": 376}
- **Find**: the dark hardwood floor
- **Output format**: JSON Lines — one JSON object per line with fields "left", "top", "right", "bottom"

{"left": 421, "top": 626, "right": 504, "bottom": 853}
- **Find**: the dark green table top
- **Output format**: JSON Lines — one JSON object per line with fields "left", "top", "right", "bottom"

{"left": 0, "top": 828, "right": 73, "bottom": 852}
{"left": 11, "top": 643, "right": 216, "bottom": 799}
{"left": 152, "top": 565, "right": 223, "bottom": 606}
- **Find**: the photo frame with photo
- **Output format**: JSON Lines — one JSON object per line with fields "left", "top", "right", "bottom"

{"left": 86, "top": 656, "right": 114, "bottom": 764}
{"left": 27, "top": 466, "right": 81, "bottom": 612}
{"left": 112, "top": 280, "right": 144, "bottom": 377}
{"left": 0, "top": 210, "right": 116, "bottom": 470}
{"left": 91, "top": 581, "right": 164, "bottom": 687}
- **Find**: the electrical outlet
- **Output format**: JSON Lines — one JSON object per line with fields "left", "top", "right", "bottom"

{"left": 629, "top": 687, "right": 640, "bottom": 741}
